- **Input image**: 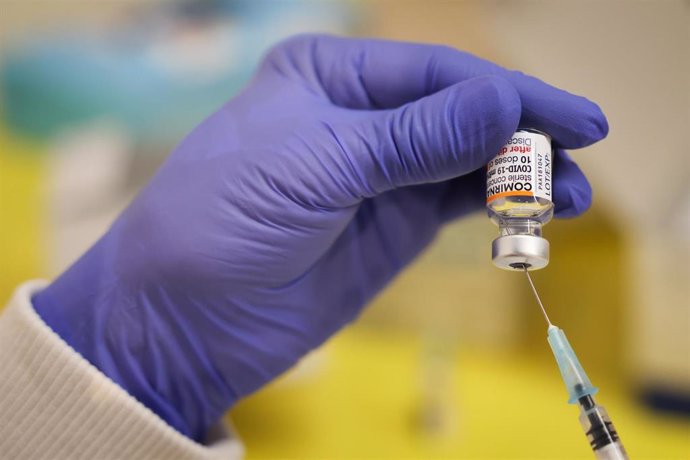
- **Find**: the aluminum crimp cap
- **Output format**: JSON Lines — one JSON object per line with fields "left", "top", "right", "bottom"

{"left": 492, "top": 234, "right": 549, "bottom": 271}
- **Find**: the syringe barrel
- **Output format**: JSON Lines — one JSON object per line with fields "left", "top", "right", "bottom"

{"left": 578, "top": 402, "right": 629, "bottom": 460}
{"left": 593, "top": 442, "right": 629, "bottom": 460}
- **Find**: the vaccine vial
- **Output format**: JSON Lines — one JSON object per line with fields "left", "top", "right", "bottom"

{"left": 486, "top": 129, "right": 553, "bottom": 270}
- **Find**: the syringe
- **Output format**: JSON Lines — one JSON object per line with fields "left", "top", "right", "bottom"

{"left": 521, "top": 266, "right": 629, "bottom": 460}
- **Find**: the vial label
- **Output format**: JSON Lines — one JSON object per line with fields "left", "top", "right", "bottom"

{"left": 486, "top": 130, "right": 552, "bottom": 203}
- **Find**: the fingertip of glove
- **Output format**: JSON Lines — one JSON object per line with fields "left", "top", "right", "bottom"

{"left": 446, "top": 75, "right": 521, "bottom": 167}
{"left": 575, "top": 98, "right": 609, "bottom": 147}
{"left": 555, "top": 177, "right": 593, "bottom": 218}
{"left": 551, "top": 96, "right": 609, "bottom": 150}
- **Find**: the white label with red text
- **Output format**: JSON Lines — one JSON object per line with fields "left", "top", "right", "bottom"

{"left": 486, "top": 131, "right": 552, "bottom": 203}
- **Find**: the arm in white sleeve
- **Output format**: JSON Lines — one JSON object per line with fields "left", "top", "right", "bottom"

{"left": 0, "top": 281, "right": 243, "bottom": 460}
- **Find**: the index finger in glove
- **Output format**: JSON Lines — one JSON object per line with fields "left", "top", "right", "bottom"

{"left": 262, "top": 34, "right": 608, "bottom": 150}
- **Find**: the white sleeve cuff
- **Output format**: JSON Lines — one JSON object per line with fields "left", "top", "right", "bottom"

{"left": 0, "top": 281, "right": 243, "bottom": 460}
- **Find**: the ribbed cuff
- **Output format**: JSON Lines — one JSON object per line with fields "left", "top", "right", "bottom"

{"left": 0, "top": 281, "right": 243, "bottom": 460}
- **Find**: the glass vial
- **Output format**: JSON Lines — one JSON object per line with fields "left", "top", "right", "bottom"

{"left": 486, "top": 128, "right": 554, "bottom": 270}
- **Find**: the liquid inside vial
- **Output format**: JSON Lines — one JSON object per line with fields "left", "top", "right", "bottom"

{"left": 488, "top": 195, "right": 554, "bottom": 236}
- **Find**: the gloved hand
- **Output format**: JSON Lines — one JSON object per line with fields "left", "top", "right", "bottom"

{"left": 34, "top": 35, "right": 607, "bottom": 441}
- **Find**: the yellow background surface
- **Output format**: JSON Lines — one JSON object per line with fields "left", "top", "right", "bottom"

{"left": 231, "top": 329, "right": 689, "bottom": 459}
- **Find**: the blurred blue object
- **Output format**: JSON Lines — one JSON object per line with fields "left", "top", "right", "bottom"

{"left": 0, "top": 0, "right": 354, "bottom": 143}
{"left": 640, "top": 387, "right": 690, "bottom": 416}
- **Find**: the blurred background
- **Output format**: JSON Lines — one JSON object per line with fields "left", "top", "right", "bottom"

{"left": 0, "top": 1, "right": 687, "bottom": 458}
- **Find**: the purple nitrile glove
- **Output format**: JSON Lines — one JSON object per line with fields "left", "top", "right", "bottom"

{"left": 33, "top": 35, "right": 607, "bottom": 440}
